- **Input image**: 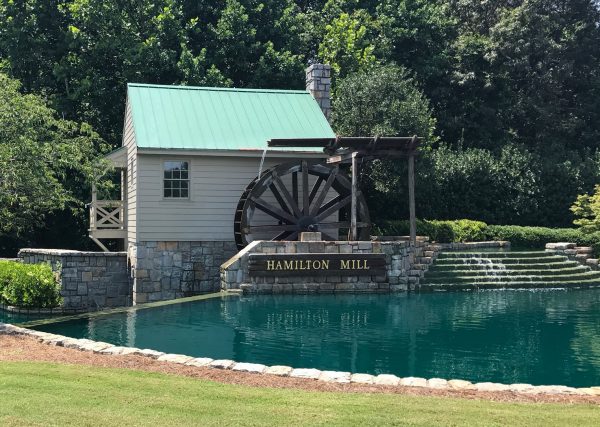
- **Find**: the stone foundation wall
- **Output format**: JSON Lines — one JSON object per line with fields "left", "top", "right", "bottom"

{"left": 18, "top": 249, "right": 130, "bottom": 310}
{"left": 220, "top": 239, "right": 437, "bottom": 294}
{"left": 131, "top": 241, "right": 238, "bottom": 303}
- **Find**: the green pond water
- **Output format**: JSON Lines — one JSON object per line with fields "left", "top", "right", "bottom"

{"left": 27, "top": 290, "right": 600, "bottom": 387}
{"left": 0, "top": 309, "right": 47, "bottom": 324}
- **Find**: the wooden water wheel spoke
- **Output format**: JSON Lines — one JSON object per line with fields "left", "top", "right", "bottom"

{"left": 272, "top": 173, "right": 302, "bottom": 218}
{"left": 315, "top": 195, "right": 352, "bottom": 222}
{"left": 234, "top": 160, "right": 370, "bottom": 249}
{"left": 309, "top": 166, "right": 338, "bottom": 216}
{"left": 272, "top": 230, "right": 294, "bottom": 241}
{"left": 251, "top": 197, "right": 297, "bottom": 224}
{"left": 316, "top": 195, "right": 342, "bottom": 216}
{"left": 291, "top": 172, "right": 298, "bottom": 206}
{"left": 246, "top": 224, "right": 299, "bottom": 233}
{"left": 285, "top": 231, "right": 299, "bottom": 241}
{"left": 308, "top": 176, "right": 324, "bottom": 205}
{"left": 302, "top": 160, "right": 310, "bottom": 214}
{"left": 269, "top": 183, "right": 292, "bottom": 215}
{"left": 318, "top": 221, "right": 370, "bottom": 228}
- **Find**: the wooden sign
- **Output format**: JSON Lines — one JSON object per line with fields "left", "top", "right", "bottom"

{"left": 248, "top": 253, "right": 386, "bottom": 277}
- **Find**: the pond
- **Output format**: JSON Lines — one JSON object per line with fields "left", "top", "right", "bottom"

{"left": 0, "top": 309, "right": 49, "bottom": 325}
{"left": 27, "top": 290, "right": 600, "bottom": 388}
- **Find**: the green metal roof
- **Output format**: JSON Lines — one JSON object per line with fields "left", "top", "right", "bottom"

{"left": 127, "top": 83, "right": 334, "bottom": 152}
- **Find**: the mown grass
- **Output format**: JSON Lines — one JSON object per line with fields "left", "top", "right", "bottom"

{"left": 1, "top": 361, "right": 599, "bottom": 426}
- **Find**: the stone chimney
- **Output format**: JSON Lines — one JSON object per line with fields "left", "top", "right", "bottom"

{"left": 306, "top": 63, "right": 331, "bottom": 121}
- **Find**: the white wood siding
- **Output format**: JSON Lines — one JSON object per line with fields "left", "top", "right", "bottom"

{"left": 123, "top": 101, "right": 138, "bottom": 245}
{"left": 136, "top": 154, "right": 334, "bottom": 241}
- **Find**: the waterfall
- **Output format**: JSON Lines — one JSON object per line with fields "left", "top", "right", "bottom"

{"left": 257, "top": 147, "right": 268, "bottom": 178}
{"left": 420, "top": 250, "right": 600, "bottom": 290}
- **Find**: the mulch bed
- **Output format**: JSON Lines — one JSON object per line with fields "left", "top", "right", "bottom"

{"left": 1, "top": 334, "right": 599, "bottom": 405}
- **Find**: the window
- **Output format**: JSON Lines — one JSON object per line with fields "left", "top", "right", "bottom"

{"left": 163, "top": 161, "right": 189, "bottom": 198}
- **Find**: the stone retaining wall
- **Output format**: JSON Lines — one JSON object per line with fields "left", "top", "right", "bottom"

{"left": 18, "top": 249, "right": 130, "bottom": 310}
{"left": 545, "top": 242, "right": 599, "bottom": 269}
{"left": 130, "top": 241, "right": 238, "bottom": 303}
{"left": 220, "top": 238, "right": 438, "bottom": 293}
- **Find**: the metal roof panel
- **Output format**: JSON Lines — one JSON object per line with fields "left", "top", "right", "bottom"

{"left": 127, "top": 83, "right": 334, "bottom": 152}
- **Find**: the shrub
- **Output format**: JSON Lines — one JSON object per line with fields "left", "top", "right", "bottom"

{"left": 0, "top": 261, "right": 62, "bottom": 308}
{"left": 483, "top": 225, "right": 600, "bottom": 254}
{"left": 375, "top": 220, "right": 600, "bottom": 255}
{"left": 375, "top": 219, "right": 487, "bottom": 243}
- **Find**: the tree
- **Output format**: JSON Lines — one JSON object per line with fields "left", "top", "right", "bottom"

{"left": 488, "top": 0, "right": 600, "bottom": 151}
{"left": 332, "top": 65, "right": 437, "bottom": 221}
{"left": 0, "top": 73, "right": 107, "bottom": 247}
{"left": 318, "top": 10, "right": 378, "bottom": 78}
{"left": 571, "top": 185, "right": 600, "bottom": 233}
{"left": 333, "top": 65, "right": 436, "bottom": 139}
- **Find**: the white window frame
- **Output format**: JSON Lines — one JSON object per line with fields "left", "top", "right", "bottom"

{"left": 163, "top": 159, "right": 190, "bottom": 199}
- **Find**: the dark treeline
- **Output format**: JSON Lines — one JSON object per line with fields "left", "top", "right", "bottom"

{"left": 1, "top": 0, "right": 600, "bottom": 252}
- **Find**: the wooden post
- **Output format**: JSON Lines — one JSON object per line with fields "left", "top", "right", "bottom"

{"left": 408, "top": 152, "right": 416, "bottom": 247}
{"left": 350, "top": 152, "right": 358, "bottom": 240}
{"left": 90, "top": 183, "right": 97, "bottom": 231}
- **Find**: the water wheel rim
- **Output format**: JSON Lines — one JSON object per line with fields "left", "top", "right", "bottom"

{"left": 234, "top": 160, "right": 370, "bottom": 249}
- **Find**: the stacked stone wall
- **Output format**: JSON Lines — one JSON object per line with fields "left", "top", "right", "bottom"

{"left": 545, "top": 242, "right": 599, "bottom": 269}
{"left": 306, "top": 64, "right": 331, "bottom": 120}
{"left": 220, "top": 239, "right": 438, "bottom": 294}
{"left": 18, "top": 249, "right": 130, "bottom": 310}
{"left": 131, "top": 241, "right": 237, "bottom": 303}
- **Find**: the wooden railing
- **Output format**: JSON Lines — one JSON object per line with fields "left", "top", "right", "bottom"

{"left": 89, "top": 200, "right": 125, "bottom": 231}
{"left": 88, "top": 199, "right": 126, "bottom": 251}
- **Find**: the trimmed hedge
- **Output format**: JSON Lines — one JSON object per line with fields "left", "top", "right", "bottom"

{"left": 376, "top": 220, "right": 600, "bottom": 254}
{"left": 0, "top": 260, "right": 62, "bottom": 308}
{"left": 375, "top": 219, "right": 488, "bottom": 243}
{"left": 484, "top": 225, "right": 600, "bottom": 252}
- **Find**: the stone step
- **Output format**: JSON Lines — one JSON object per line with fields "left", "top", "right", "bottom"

{"left": 433, "top": 255, "right": 569, "bottom": 265}
{"left": 437, "top": 251, "right": 552, "bottom": 259}
{"left": 418, "top": 279, "right": 600, "bottom": 291}
{"left": 421, "top": 271, "right": 600, "bottom": 284}
{"left": 428, "top": 260, "right": 579, "bottom": 271}
{"left": 425, "top": 265, "right": 589, "bottom": 278}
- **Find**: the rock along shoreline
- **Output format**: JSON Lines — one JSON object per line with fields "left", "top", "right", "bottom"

{"left": 2, "top": 322, "right": 599, "bottom": 397}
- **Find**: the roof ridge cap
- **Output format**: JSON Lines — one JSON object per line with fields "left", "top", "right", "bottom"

{"left": 127, "top": 83, "right": 309, "bottom": 94}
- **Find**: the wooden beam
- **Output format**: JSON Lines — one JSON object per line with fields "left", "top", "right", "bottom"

{"left": 408, "top": 136, "right": 417, "bottom": 247}
{"left": 350, "top": 152, "right": 358, "bottom": 241}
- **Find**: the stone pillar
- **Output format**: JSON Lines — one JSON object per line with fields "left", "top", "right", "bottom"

{"left": 306, "top": 64, "right": 331, "bottom": 121}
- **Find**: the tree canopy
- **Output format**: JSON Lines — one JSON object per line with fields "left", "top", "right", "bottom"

{"left": 0, "top": 72, "right": 106, "bottom": 247}
{"left": 2, "top": 0, "right": 600, "bottom": 252}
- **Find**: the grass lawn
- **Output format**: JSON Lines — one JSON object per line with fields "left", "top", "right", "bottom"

{"left": 1, "top": 362, "right": 599, "bottom": 426}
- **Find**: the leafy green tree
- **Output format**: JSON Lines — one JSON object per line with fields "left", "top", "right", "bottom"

{"left": 571, "top": 185, "right": 600, "bottom": 233}
{"left": 488, "top": 0, "right": 600, "bottom": 150}
{"left": 0, "top": 73, "right": 107, "bottom": 246}
{"left": 318, "top": 10, "right": 378, "bottom": 78}
{"left": 375, "top": 0, "right": 456, "bottom": 104}
{"left": 332, "top": 65, "right": 436, "bottom": 139}
{"left": 332, "top": 65, "right": 437, "bottom": 221}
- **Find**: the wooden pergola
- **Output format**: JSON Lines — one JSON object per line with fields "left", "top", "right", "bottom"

{"left": 268, "top": 136, "right": 421, "bottom": 246}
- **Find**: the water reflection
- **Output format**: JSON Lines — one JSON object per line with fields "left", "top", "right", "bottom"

{"left": 34, "top": 290, "right": 600, "bottom": 387}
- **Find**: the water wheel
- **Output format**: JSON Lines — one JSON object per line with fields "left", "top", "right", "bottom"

{"left": 234, "top": 160, "right": 371, "bottom": 249}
